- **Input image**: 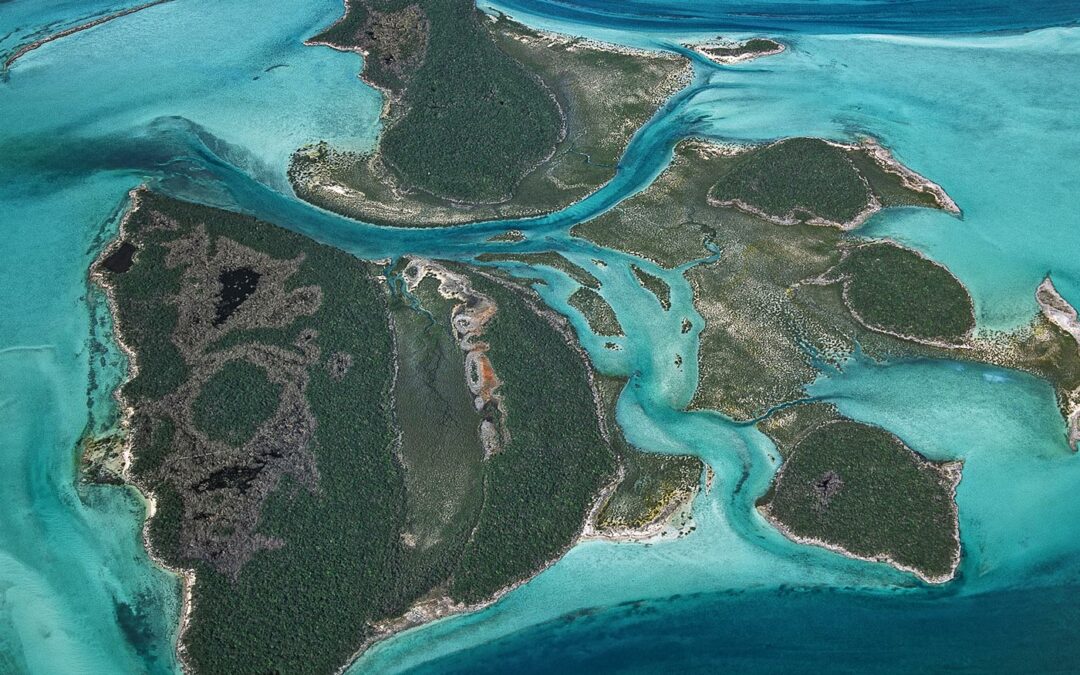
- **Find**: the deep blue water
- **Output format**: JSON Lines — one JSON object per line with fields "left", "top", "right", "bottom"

{"left": 485, "top": 0, "right": 1080, "bottom": 35}
{"left": 2, "top": 0, "right": 1080, "bottom": 672}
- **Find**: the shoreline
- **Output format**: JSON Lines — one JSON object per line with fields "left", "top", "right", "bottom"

{"left": 1036, "top": 276, "right": 1080, "bottom": 450}
{"left": 4, "top": 0, "right": 174, "bottom": 73}
{"left": 687, "top": 38, "right": 786, "bottom": 65}
{"left": 89, "top": 187, "right": 197, "bottom": 674}
{"left": 760, "top": 456, "right": 963, "bottom": 585}
{"left": 702, "top": 136, "right": 960, "bottom": 231}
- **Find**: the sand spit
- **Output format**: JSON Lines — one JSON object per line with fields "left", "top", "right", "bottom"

{"left": 1036, "top": 276, "right": 1080, "bottom": 450}
{"left": 4, "top": 0, "right": 174, "bottom": 73}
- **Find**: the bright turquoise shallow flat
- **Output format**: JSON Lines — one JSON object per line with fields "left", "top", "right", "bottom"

{"left": 2, "top": 0, "right": 1079, "bottom": 672}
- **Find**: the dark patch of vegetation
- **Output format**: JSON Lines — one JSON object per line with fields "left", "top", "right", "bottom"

{"left": 476, "top": 251, "right": 600, "bottom": 289}
{"left": 631, "top": 265, "right": 671, "bottom": 310}
{"left": 839, "top": 242, "right": 975, "bottom": 342}
{"left": 101, "top": 241, "right": 137, "bottom": 272}
{"left": 213, "top": 267, "right": 261, "bottom": 327}
{"left": 568, "top": 287, "right": 623, "bottom": 336}
{"left": 192, "top": 360, "right": 282, "bottom": 447}
{"left": 760, "top": 411, "right": 959, "bottom": 581}
{"left": 699, "top": 38, "right": 781, "bottom": 59}
{"left": 709, "top": 138, "right": 870, "bottom": 225}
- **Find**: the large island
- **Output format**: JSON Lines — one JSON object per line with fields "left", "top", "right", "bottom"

{"left": 91, "top": 190, "right": 700, "bottom": 673}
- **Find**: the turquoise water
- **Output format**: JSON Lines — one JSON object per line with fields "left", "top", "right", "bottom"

{"left": 2, "top": 0, "right": 1080, "bottom": 672}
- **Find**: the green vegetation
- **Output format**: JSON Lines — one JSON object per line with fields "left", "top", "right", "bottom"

{"left": 293, "top": 10, "right": 687, "bottom": 226}
{"left": 759, "top": 406, "right": 959, "bottom": 581}
{"left": 709, "top": 137, "right": 871, "bottom": 225}
{"left": 313, "top": 0, "right": 561, "bottom": 203}
{"left": 568, "top": 287, "right": 623, "bottom": 336}
{"left": 447, "top": 272, "right": 617, "bottom": 601}
{"left": 578, "top": 140, "right": 1080, "bottom": 424}
{"left": 192, "top": 360, "right": 282, "bottom": 446}
{"left": 697, "top": 38, "right": 782, "bottom": 60}
{"left": 101, "top": 194, "right": 703, "bottom": 670}
{"left": 631, "top": 264, "right": 671, "bottom": 310}
{"left": 846, "top": 150, "right": 941, "bottom": 209}
{"left": 591, "top": 376, "right": 703, "bottom": 533}
{"left": 390, "top": 277, "right": 485, "bottom": 555}
{"left": 476, "top": 251, "right": 600, "bottom": 289}
{"left": 107, "top": 191, "right": 406, "bottom": 674}
{"left": 597, "top": 450, "right": 701, "bottom": 531}
{"left": 839, "top": 242, "right": 974, "bottom": 342}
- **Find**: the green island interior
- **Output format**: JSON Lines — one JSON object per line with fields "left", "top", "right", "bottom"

{"left": 94, "top": 190, "right": 701, "bottom": 673}
{"left": 290, "top": 2, "right": 689, "bottom": 226}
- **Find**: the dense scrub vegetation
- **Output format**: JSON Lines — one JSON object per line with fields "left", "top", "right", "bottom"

{"left": 313, "top": 0, "right": 563, "bottom": 202}
{"left": 760, "top": 408, "right": 960, "bottom": 581}
{"left": 447, "top": 273, "right": 617, "bottom": 602}
{"left": 192, "top": 360, "right": 281, "bottom": 446}
{"left": 102, "top": 194, "right": 692, "bottom": 671}
{"left": 107, "top": 192, "right": 408, "bottom": 673}
{"left": 569, "top": 287, "right": 623, "bottom": 336}
{"left": 295, "top": 9, "right": 687, "bottom": 226}
{"left": 839, "top": 242, "right": 974, "bottom": 342}
{"left": 708, "top": 137, "right": 873, "bottom": 225}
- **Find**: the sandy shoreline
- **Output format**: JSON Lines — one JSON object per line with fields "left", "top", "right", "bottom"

{"left": 89, "top": 187, "right": 197, "bottom": 674}
{"left": 687, "top": 38, "right": 786, "bottom": 65}
{"left": 1036, "top": 277, "right": 1080, "bottom": 450}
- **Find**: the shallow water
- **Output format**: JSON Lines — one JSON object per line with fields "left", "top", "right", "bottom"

{"left": 2, "top": 0, "right": 1080, "bottom": 672}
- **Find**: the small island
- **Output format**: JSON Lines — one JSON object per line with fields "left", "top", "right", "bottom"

{"left": 689, "top": 37, "right": 785, "bottom": 65}
{"left": 758, "top": 403, "right": 961, "bottom": 583}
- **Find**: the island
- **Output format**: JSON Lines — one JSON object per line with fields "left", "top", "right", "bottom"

{"left": 573, "top": 136, "right": 1080, "bottom": 581}
{"left": 290, "top": 2, "right": 690, "bottom": 226}
{"left": 89, "top": 189, "right": 701, "bottom": 673}
{"left": 758, "top": 403, "right": 961, "bottom": 583}
{"left": 689, "top": 37, "right": 786, "bottom": 65}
